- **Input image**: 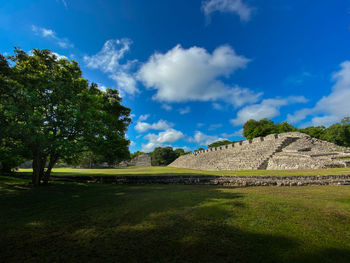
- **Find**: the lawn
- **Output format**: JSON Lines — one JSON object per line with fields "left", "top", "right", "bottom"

{"left": 18, "top": 166, "right": 350, "bottom": 177}
{"left": 1, "top": 176, "right": 350, "bottom": 262}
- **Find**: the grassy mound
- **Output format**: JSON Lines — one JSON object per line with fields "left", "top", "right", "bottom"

{"left": 1, "top": 176, "right": 350, "bottom": 262}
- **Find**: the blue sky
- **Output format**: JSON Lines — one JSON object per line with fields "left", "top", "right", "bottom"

{"left": 1, "top": 0, "right": 350, "bottom": 152}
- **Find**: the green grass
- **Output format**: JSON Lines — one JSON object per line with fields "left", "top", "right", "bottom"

{"left": 18, "top": 166, "right": 350, "bottom": 177}
{"left": 1, "top": 176, "right": 350, "bottom": 262}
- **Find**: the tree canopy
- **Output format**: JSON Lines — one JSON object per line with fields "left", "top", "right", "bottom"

{"left": 151, "top": 147, "right": 187, "bottom": 166}
{"left": 242, "top": 118, "right": 350, "bottom": 147}
{"left": 208, "top": 140, "right": 233, "bottom": 148}
{"left": 243, "top": 119, "right": 297, "bottom": 140}
{"left": 0, "top": 48, "right": 131, "bottom": 185}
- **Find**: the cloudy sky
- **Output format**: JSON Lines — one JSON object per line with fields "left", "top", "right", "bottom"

{"left": 1, "top": 0, "right": 350, "bottom": 152}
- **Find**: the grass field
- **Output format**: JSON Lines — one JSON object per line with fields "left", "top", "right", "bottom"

{"left": 1, "top": 176, "right": 350, "bottom": 262}
{"left": 18, "top": 166, "right": 350, "bottom": 177}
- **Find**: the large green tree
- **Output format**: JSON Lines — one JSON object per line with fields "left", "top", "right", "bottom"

{"left": 0, "top": 54, "right": 27, "bottom": 173}
{"left": 1, "top": 48, "right": 131, "bottom": 185}
{"left": 243, "top": 119, "right": 277, "bottom": 139}
{"left": 151, "top": 147, "right": 178, "bottom": 166}
{"left": 322, "top": 121, "right": 350, "bottom": 147}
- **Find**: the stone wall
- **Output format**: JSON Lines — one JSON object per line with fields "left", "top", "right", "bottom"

{"left": 43, "top": 174, "right": 350, "bottom": 187}
{"left": 121, "top": 153, "right": 152, "bottom": 167}
{"left": 169, "top": 132, "right": 350, "bottom": 171}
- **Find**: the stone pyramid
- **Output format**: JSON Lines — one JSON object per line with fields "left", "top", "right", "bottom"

{"left": 169, "top": 132, "right": 350, "bottom": 170}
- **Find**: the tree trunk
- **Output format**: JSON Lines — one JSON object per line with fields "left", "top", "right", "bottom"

{"left": 42, "top": 155, "right": 58, "bottom": 184}
{"left": 32, "top": 154, "right": 47, "bottom": 186}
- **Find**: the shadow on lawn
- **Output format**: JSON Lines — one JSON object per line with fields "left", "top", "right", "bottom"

{"left": 0, "top": 177, "right": 349, "bottom": 263}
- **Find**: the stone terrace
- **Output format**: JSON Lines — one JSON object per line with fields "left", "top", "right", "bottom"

{"left": 169, "top": 132, "right": 350, "bottom": 171}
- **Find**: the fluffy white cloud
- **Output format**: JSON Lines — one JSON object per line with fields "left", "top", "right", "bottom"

{"left": 189, "top": 131, "right": 224, "bottom": 146}
{"left": 138, "top": 114, "right": 150, "bottom": 121}
{"left": 141, "top": 129, "right": 185, "bottom": 152}
{"left": 202, "top": 0, "right": 253, "bottom": 22}
{"left": 84, "top": 39, "right": 131, "bottom": 72}
{"left": 138, "top": 44, "right": 260, "bottom": 107}
{"left": 84, "top": 39, "right": 139, "bottom": 95}
{"left": 287, "top": 61, "right": 350, "bottom": 127}
{"left": 231, "top": 96, "right": 308, "bottom": 126}
{"left": 31, "top": 25, "right": 73, "bottom": 48}
{"left": 135, "top": 120, "right": 174, "bottom": 133}
{"left": 178, "top": 106, "right": 191, "bottom": 115}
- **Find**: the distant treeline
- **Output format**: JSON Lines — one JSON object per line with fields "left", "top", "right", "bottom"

{"left": 198, "top": 118, "right": 350, "bottom": 151}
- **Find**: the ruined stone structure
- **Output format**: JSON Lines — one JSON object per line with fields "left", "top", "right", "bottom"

{"left": 121, "top": 153, "right": 152, "bottom": 167}
{"left": 169, "top": 132, "right": 350, "bottom": 170}
{"left": 39, "top": 174, "right": 350, "bottom": 187}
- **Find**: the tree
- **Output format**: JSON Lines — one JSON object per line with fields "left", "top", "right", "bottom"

{"left": 194, "top": 147, "right": 205, "bottom": 153}
{"left": 341, "top": 117, "right": 350, "bottom": 124}
{"left": 174, "top": 148, "right": 185, "bottom": 157}
{"left": 1, "top": 48, "right": 131, "bottom": 185}
{"left": 151, "top": 147, "right": 178, "bottom": 166}
{"left": 323, "top": 123, "right": 350, "bottom": 147}
{"left": 0, "top": 54, "right": 28, "bottom": 173}
{"left": 208, "top": 140, "right": 232, "bottom": 148}
{"left": 299, "top": 126, "right": 326, "bottom": 139}
{"left": 243, "top": 119, "right": 276, "bottom": 139}
{"left": 130, "top": 151, "right": 145, "bottom": 160}
{"left": 275, "top": 122, "right": 297, "bottom": 133}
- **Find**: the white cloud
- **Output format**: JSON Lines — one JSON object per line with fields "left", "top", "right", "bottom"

{"left": 138, "top": 44, "right": 260, "bottom": 107}
{"left": 202, "top": 0, "right": 253, "bottom": 22}
{"left": 98, "top": 85, "right": 108, "bottom": 92}
{"left": 208, "top": 123, "right": 223, "bottom": 131}
{"left": 221, "top": 129, "right": 243, "bottom": 138}
{"left": 135, "top": 120, "right": 174, "bottom": 133}
{"left": 84, "top": 39, "right": 131, "bottom": 72}
{"left": 287, "top": 61, "right": 350, "bottom": 127}
{"left": 162, "top": 104, "right": 172, "bottom": 111}
{"left": 189, "top": 131, "right": 224, "bottom": 146}
{"left": 110, "top": 72, "right": 138, "bottom": 95}
{"left": 31, "top": 25, "right": 73, "bottom": 48}
{"left": 52, "top": 52, "right": 67, "bottom": 60}
{"left": 141, "top": 128, "right": 184, "bottom": 152}
{"left": 178, "top": 106, "right": 191, "bottom": 115}
{"left": 231, "top": 96, "right": 308, "bottom": 126}
{"left": 84, "top": 39, "right": 139, "bottom": 95}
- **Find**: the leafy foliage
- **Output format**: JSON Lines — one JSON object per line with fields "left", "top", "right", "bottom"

{"left": 243, "top": 119, "right": 297, "bottom": 140}
{"left": 322, "top": 123, "right": 350, "bottom": 147}
{"left": 0, "top": 49, "right": 131, "bottom": 184}
{"left": 130, "top": 151, "right": 146, "bottom": 160}
{"left": 208, "top": 140, "right": 233, "bottom": 148}
{"left": 151, "top": 147, "right": 188, "bottom": 166}
{"left": 243, "top": 118, "right": 350, "bottom": 147}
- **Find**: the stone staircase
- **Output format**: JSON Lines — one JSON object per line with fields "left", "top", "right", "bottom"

{"left": 257, "top": 137, "right": 299, "bottom": 169}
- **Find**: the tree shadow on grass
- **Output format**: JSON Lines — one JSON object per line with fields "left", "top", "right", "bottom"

{"left": 0, "top": 177, "right": 350, "bottom": 263}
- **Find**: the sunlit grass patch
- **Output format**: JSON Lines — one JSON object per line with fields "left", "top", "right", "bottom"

{"left": 18, "top": 166, "right": 350, "bottom": 177}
